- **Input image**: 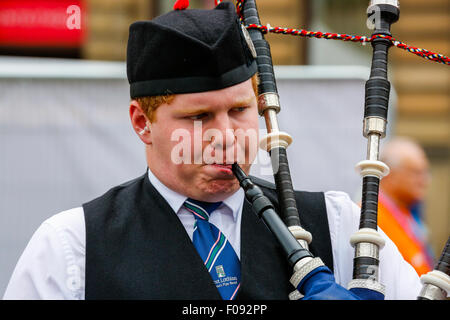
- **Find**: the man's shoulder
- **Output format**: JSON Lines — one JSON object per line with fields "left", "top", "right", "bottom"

{"left": 44, "top": 207, "right": 85, "bottom": 233}
{"left": 33, "top": 207, "right": 86, "bottom": 253}
{"left": 323, "top": 190, "right": 359, "bottom": 215}
{"left": 33, "top": 174, "right": 151, "bottom": 244}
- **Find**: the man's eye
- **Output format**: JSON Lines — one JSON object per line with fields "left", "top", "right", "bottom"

{"left": 232, "top": 106, "right": 247, "bottom": 112}
{"left": 188, "top": 113, "right": 208, "bottom": 120}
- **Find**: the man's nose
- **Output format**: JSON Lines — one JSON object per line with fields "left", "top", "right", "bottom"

{"left": 207, "top": 113, "right": 236, "bottom": 150}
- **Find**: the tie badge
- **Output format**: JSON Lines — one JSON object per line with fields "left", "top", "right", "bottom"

{"left": 216, "top": 265, "right": 226, "bottom": 278}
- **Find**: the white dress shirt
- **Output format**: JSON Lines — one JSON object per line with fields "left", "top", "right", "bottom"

{"left": 3, "top": 170, "right": 422, "bottom": 300}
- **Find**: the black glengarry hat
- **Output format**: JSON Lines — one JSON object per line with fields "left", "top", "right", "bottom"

{"left": 127, "top": 2, "right": 257, "bottom": 98}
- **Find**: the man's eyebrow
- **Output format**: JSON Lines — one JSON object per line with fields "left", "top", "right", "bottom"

{"left": 173, "top": 96, "right": 256, "bottom": 115}
{"left": 229, "top": 96, "right": 255, "bottom": 108}
{"left": 174, "top": 108, "right": 210, "bottom": 116}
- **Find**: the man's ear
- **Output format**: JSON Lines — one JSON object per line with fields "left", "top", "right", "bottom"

{"left": 129, "top": 100, "right": 152, "bottom": 145}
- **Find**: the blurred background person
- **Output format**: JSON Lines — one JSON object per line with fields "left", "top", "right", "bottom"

{"left": 379, "top": 137, "right": 435, "bottom": 276}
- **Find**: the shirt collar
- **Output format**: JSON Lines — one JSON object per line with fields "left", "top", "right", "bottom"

{"left": 221, "top": 186, "right": 244, "bottom": 222}
{"left": 147, "top": 169, "right": 187, "bottom": 215}
{"left": 147, "top": 169, "right": 244, "bottom": 222}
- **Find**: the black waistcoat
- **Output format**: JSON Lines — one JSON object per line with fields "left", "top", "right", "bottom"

{"left": 83, "top": 173, "right": 333, "bottom": 300}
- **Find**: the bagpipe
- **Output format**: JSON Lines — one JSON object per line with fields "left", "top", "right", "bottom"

{"left": 176, "top": 0, "right": 450, "bottom": 300}
{"left": 232, "top": 0, "right": 450, "bottom": 300}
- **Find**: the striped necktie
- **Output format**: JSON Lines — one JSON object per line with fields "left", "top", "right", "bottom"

{"left": 183, "top": 198, "right": 241, "bottom": 300}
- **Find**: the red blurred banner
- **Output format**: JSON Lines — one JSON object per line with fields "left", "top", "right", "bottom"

{"left": 0, "top": 0, "right": 85, "bottom": 47}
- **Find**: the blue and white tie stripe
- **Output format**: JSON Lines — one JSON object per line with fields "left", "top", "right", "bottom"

{"left": 184, "top": 198, "right": 241, "bottom": 300}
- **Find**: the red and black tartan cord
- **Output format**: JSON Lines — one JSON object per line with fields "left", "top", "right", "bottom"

{"left": 226, "top": 0, "right": 450, "bottom": 65}
{"left": 173, "top": 0, "right": 449, "bottom": 65}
